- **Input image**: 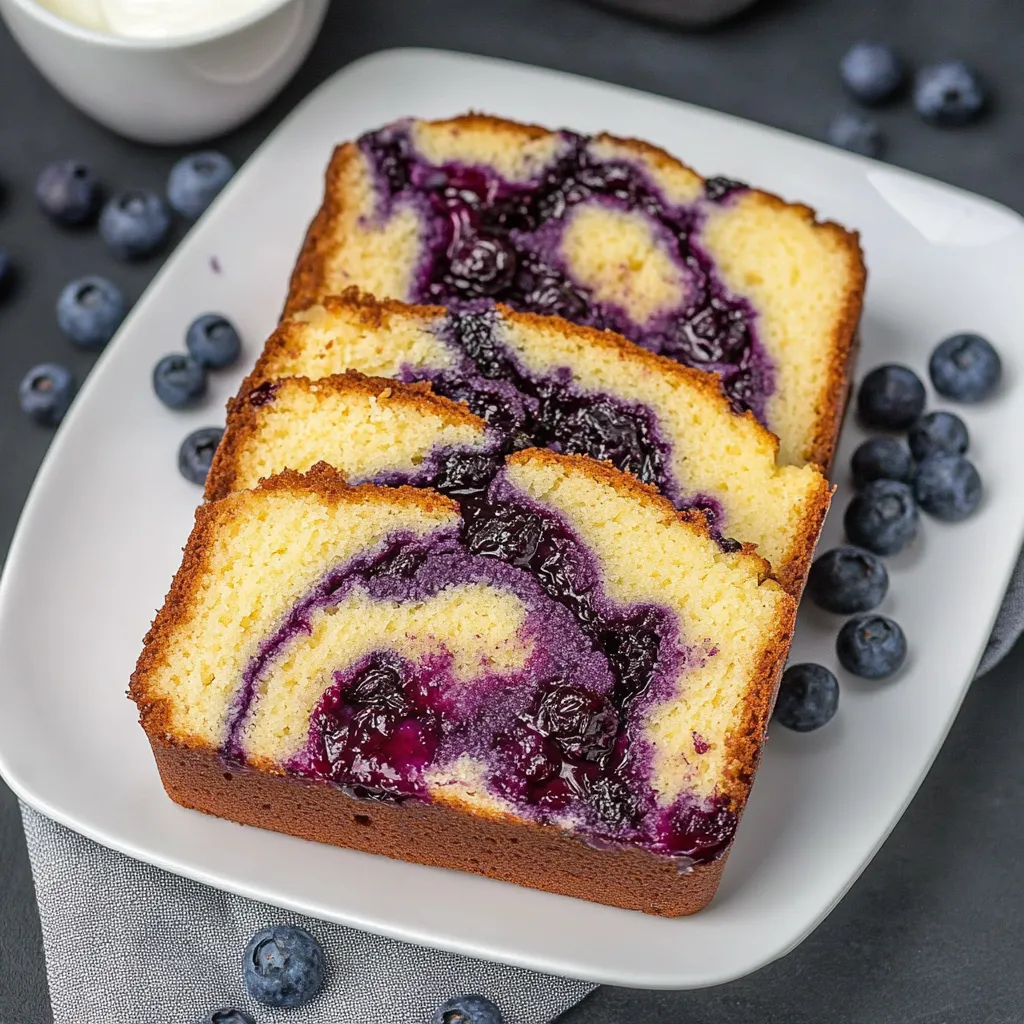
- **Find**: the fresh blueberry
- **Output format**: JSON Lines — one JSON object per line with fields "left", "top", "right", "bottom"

{"left": 178, "top": 427, "right": 223, "bottom": 485}
{"left": 154, "top": 354, "right": 206, "bottom": 409}
{"left": 914, "top": 61, "right": 987, "bottom": 126}
{"left": 19, "top": 363, "right": 74, "bottom": 426}
{"left": 808, "top": 546, "right": 889, "bottom": 614}
{"left": 851, "top": 437, "right": 914, "bottom": 487}
{"left": 242, "top": 924, "right": 325, "bottom": 1008}
{"left": 908, "top": 411, "right": 969, "bottom": 460}
{"left": 186, "top": 313, "right": 242, "bottom": 369}
{"left": 844, "top": 479, "right": 919, "bottom": 556}
{"left": 167, "top": 151, "right": 235, "bottom": 220}
{"left": 826, "top": 112, "right": 883, "bottom": 157}
{"left": 99, "top": 190, "right": 171, "bottom": 260}
{"left": 432, "top": 994, "right": 505, "bottom": 1024}
{"left": 840, "top": 43, "right": 905, "bottom": 104}
{"left": 836, "top": 614, "right": 907, "bottom": 679}
{"left": 773, "top": 664, "right": 840, "bottom": 732}
{"left": 856, "top": 364, "right": 926, "bottom": 430}
{"left": 202, "top": 1010, "right": 255, "bottom": 1024}
{"left": 929, "top": 333, "right": 1001, "bottom": 402}
{"left": 35, "top": 159, "right": 101, "bottom": 226}
{"left": 56, "top": 275, "right": 126, "bottom": 350}
{"left": 913, "top": 454, "right": 982, "bottom": 521}
{"left": 0, "top": 250, "right": 13, "bottom": 299}
{"left": 447, "top": 236, "right": 516, "bottom": 296}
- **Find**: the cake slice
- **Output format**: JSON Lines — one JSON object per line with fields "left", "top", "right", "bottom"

{"left": 132, "top": 454, "right": 796, "bottom": 916}
{"left": 285, "top": 114, "right": 866, "bottom": 466}
{"left": 246, "top": 292, "right": 829, "bottom": 594}
{"left": 205, "top": 371, "right": 503, "bottom": 503}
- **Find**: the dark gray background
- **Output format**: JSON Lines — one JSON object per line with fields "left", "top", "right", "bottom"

{"left": 1, "top": 1, "right": 1022, "bottom": 1021}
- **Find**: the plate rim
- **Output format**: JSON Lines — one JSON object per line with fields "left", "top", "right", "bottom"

{"left": 2, "top": 45, "right": 1024, "bottom": 989}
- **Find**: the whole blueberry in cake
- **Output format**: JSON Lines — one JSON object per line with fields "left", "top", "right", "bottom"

{"left": 284, "top": 115, "right": 865, "bottom": 467}
{"left": 243, "top": 292, "right": 830, "bottom": 594}
{"left": 130, "top": 453, "right": 797, "bottom": 916}
{"left": 929, "top": 333, "right": 1000, "bottom": 402}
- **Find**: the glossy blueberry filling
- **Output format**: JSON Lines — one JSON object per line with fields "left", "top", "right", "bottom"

{"left": 243, "top": 375, "right": 734, "bottom": 548}
{"left": 226, "top": 476, "right": 736, "bottom": 862}
{"left": 409, "top": 308, "right": 675, "bottom": 499}
{"left": 360, "top": 124, "right": 774, "bottom": 423}
{"left": 389, "top": 310, "right": 737, "bottom": 548}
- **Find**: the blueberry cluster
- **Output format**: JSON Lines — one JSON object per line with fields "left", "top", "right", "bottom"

{"left": 200, "top": 922, "right": 502, "bottom": 1021}
{"left": 13, "top": 152, "right": 235, "bottom": 430}
{"left": 150, "top": 312, "right": 241, "bottom": 485}
{"left": 774, "top": 332, "right": 999, "bottom": 734}
{"left": 828, "top": 43, "right": 988, "bottom": 157}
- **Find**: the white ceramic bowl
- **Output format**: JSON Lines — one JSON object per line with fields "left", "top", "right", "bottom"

{"left": 0, "top": 0, "right": 328, "bottom": 144}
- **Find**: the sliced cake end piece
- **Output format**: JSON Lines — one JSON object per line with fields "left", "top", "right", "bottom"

{"left": 205, "top": 371, "right": 501, "bottom": 502}
{"left": 130, "top": 453, "right": 796, "bottom": 916}
{"left": 285, "top": 114, "right": 865, "bottom": 467}
{"left": 249, "top": 290, "right": 830, "bottom": 594}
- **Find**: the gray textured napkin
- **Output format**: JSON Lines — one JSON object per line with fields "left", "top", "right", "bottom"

{"left": 975, "top": 553, "right": 1024, "bottom": 677}
{"left": 19, "top": 554, "right": 1024, "bottom": 1024}
{"left": 19, "top": 804, "right": 595, "bottom": 1024}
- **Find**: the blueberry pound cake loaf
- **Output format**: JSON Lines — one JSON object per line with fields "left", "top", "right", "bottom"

{"left": 131, "top": 453, "right": 797, "bottom": 916}
{"left": 285, "top": 115, "right": 866, "bottom": 466}
{"left": 246, "top": 292, "right": 830, "bottom": 593}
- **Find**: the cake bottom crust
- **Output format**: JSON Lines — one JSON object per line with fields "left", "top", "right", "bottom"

{"left": 151, "top": 739, "right": 729, "bottom": 917}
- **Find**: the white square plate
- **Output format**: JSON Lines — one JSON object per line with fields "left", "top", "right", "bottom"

{"left": 2, "top": 49, "right": 1024, "bottom": 989}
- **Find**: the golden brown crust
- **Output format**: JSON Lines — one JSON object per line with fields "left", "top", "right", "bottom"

{"left": 205, "top": 370, "right": 487, "bottom": 502}
{"left": 259, "top": 288, "right": 451, "bottom": 380}
{"left": 129, "top": 466, "right": 458, "bottom": 741}
{"left": 732, "top": 191, "right": 866, "bottom": 470}
{"left": 723, "top": 598, "right": 795, "bottom": 808}
{"left": 284, "top": 143, "right": 362, "bottom": 319}
{"left": 775, "top": 479, "right": 833, "bottom": 596}
{"left": 150, "top": 738, "right": 729, "bottom": 916}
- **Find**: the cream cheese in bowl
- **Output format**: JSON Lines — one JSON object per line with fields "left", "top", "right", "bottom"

{"left": 38, "top": 0, "right": 274, "bottom": 37}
